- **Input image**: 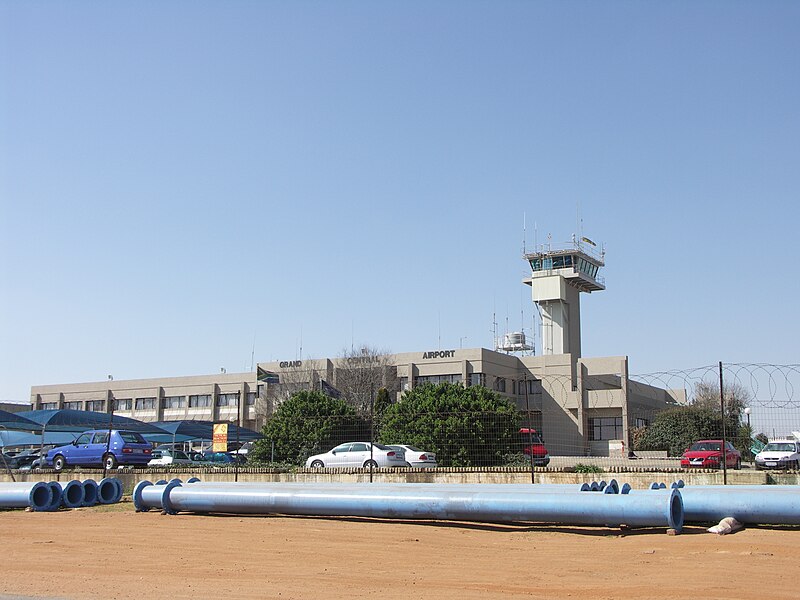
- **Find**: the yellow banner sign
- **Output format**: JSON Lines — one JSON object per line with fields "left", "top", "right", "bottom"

{"left": 212, "top": 423, "right": 228, "bottom": 452}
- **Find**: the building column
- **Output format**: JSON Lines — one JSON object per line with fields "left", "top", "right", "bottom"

{"left": 621, "top": 356, "right": 630, "bottom": 457}
{"left": 576, "top": 361, "right": 588, "bottom": 455}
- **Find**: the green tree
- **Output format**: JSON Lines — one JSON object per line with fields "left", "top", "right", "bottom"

{"left": 639, "top": 380, "right": 755, "bottom": 459}
{"left": 250, "top": 390, "right": 368, "bottom": 465}
{"left": 373, "top": 387, "right": 392, "bottom": 418}
{"left": 692, "top": 381, "right": 751, "bottom": 422}
{"left": 691, "top": 381, "right": 753, "bottom": 458}
{"left": 378, "top": 382, "right": 520, "bottom": 467}
{"left": 639, "top": 406, "right": 721, "bottom": 457}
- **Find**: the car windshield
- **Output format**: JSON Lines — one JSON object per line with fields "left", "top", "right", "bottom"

{"left": 763, "top": 443, "right": 796, "bottom": 452}
{"left": 372, "top": 443, "right": 392, "bottom": 451}
{"left": 690, "top": 442, "right": 721, "bottom": 452}
{"left": 403, "top": 445, "right": 422, "bottom": 452}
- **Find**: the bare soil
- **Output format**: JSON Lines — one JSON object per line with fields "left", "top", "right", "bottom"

{"left": 1, "top": 502, "right": 797, "bottom": 600}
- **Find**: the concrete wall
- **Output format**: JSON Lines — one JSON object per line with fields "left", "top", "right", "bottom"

{"left": 3, "top": 468, "right": 781, "bottom": 495}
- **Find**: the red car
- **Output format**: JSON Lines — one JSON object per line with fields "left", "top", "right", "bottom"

{"left": 681, "top": 440, "right": 741, "bottom": 470}
{"left": 520, "top": 428, "right": 550, "bottom": 467}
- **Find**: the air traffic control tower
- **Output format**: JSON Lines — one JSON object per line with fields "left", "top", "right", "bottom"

{"left": 523, "top": 237, "right": 605, "bottom": 358}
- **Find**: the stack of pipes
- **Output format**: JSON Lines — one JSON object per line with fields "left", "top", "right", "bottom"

{"left": 0, "top": 477, "right": 123, "bottom": 511}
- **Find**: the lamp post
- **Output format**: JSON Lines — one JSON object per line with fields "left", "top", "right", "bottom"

{"left": 230, "top": 417, "right": 240, "bottom": 483}
{"left": 743, "top": 407, "right": 752, "bottom": 464}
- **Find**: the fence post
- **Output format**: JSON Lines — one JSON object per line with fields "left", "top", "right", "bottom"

{"left": 719, "top": 361, "right": 728, "bottom": 485}
{"left": 523, "top": 373, "right": 535, "bottom": 484}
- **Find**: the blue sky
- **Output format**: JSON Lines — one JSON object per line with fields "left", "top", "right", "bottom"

{"left": 1, "top": 2, "right": 798, "bottom": 404}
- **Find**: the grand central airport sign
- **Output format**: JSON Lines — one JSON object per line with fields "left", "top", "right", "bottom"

{"left": 421, "top": 350, "right": 456, "bottom": 359}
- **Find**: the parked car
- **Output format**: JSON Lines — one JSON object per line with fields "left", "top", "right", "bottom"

{"left": 0, "top": 452, "right": 18, "bottom": 469}
{"left": 234, "top": 441, "right": 256, "bottom": 455}
{"left": 46, "top": 430, "right": 153, "bottom": 470}
{"left": 148, "top": 449, "right": 208, "bottom": 467}
{"left": 201, "top": 451, "right": 247, "bottom": 466}
{"left": 754, "top": 439, "right": 800, "bottom": 470}
{"left": 680, "top": 440, "right": 741, "bottom": 470}
{"left": 306, "top": 442, "right": 409, "bottom": 468}
{"left": 387, "top": 444, "right": 437, "bottom": 468}
{"left": 3, "top": 445, "right": 57, "bottom": 470}
{"left": 520, "top": 428, "right": 550, "bottom": 467}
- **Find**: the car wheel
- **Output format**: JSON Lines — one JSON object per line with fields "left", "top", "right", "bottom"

{"left": 734, "top": 459, "right": 741, "bottom": 470}
{"left": 52, "top": 455, "right": 66, "bottom": 472}
{"left": 310, "top": 460, "right": 324, "bottom": 468}
{"left": 103, "top": 454, "right": 118, "bottom": 470}
{"left": 363, "top": 459, "right": 378, "bottom": 469}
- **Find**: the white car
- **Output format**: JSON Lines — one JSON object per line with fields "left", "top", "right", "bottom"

{"left": 387, "top": 444, "right": 437, "bottom": 468}
{"left": 306, "top": 442, "right": 409, "bottom": 469}
{"left": 754, "top": 439, "right": 800, "bottom": 470}
{"left": 147, "top": 449, "right": 207, "bottom": 467}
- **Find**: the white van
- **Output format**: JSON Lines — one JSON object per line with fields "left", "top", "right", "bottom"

{"left": 754, "top": 437, "right": 800, "bottom": 470}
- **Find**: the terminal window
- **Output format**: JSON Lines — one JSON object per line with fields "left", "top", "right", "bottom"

{"left": 86, "top": 400, "right": 105, "bottom": 412}
{"left": 162, "top": 395, "right": 186, "bottom": 409}
{"left": 217, "top": 392, "right": 240, "bottom": 407}
{"left": 135, "top": 397, "right": 156, "bottom": 410}
{"left": 468, "top": 373, "right": 485, "bottom": 387}
{"left": 113, "top": 398, "right": 132, "bottom": 411}
{"left": 588, "top": 417, "right": 623, "bottom": 441}
{"left": 415, "top": 374, "right": 462, "bottom": 386}
{"left": 189, "top": 394, "right": 211, "bottom": 408}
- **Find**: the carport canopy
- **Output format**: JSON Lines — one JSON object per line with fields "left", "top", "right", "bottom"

{"left": 0, "top": 430, "right": 80, "bottom": 448}
{"left": 17, "top": 409, "right": 169, "bottom": 435}
{"left": 0, "top": 409, "right": 43, "bottom": 433}
{"left": 146, "top": 420, "right": 263, "bottom": 445}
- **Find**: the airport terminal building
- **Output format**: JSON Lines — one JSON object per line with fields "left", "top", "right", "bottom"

{"left": 28, "top": 239, "right": 684, "bottom": 456}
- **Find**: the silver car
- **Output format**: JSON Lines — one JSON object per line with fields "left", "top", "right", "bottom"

{"left": 147, "top": 449, "right": 207, "bottom": 467}
{"left": 387, "top": 444, "right": 437, "bottom": 468}
{"left": 306, "top": 442, "right": 409, "bottom": 468}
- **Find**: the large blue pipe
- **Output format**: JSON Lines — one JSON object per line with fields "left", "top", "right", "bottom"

{"left": 133, "top": 479, "right": 182, "bottom": 512}
{"left": 46, "top": 481, "right": 63, "bottom": 511}
{"left": 60, "top": 480, "right": 84, "bottom": 509}
{"left": 182, "top": 481, "right": 615, "bottom": 494}
{"left": 97, "top": 478, "right": 122, "bottom": 504}
{"left": 81, "top": 479, "right": 99, "bottom": 506}
{"left": 635, "top": 486, "right": 800, "bottom": 524}
{"left": 139, "top": 481, "right": 683, "bottom": 531}
{"left": 0, "top": 482, "right": 53, "bottom": 511}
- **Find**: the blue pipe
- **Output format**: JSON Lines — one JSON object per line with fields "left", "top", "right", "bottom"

{"left": 143, "top": 481, "right": 683, "bottom": 531}
{"left": 112, "top": 478, "right": 124, "bottom": 502}
{"left": 635, "top": 486, "right": 800, "bottom": 524}
{"left": 97, "top": 478, "right": 120, "bottom": 504}
{"left": 133, "top": 479, "right": 182, "bottom": 512}
{"left": 60, "top": 480, "right": 85, "bottom": 509}
{"left": 184, "top": 481, "right": 610, "bottom": 494}
{"left": 46, "top": 481, "right": 63, "bottom": 511}
{"left": 82, "top": 479, "right": 99, "bottom": 506}
{"left": 0, "top": 481, "right": 53, "bottom": 511}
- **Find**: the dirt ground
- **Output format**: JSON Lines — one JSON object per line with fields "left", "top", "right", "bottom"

{"left": 1, "top": 502, "right": 798, "bottom": 600}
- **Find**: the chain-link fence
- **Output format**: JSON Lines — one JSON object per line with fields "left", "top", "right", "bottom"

{"left": 248, "top": 363, "right": 800, "bottom": 475}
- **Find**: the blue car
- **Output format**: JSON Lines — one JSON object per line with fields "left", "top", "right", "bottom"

{"left": 47, "top": 429, "right": 153, "bottom": 471}
{"left": 201, "top": 451, "right": 247, "bottom": 466}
